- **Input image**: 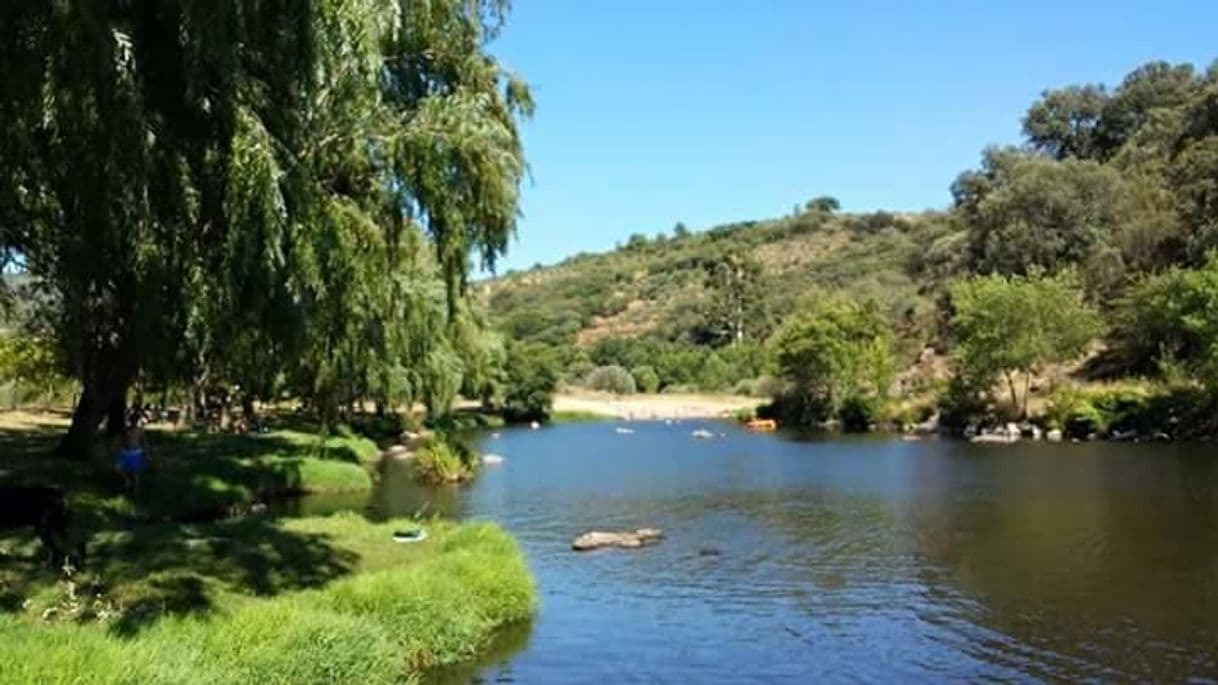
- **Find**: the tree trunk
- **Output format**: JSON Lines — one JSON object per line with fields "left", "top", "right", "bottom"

{"left": 1021, "top": 372, "right": 1032, "bottom": 419}
{"left": 1003, "top": 370, "right": 1019, "bottom": 417}
{"left": 57, "top": 368, "right": 132, "bottom": 458}
{"left": 105, "top": 393, "right": 127, "bottom": 436}
{"left": 241, "top": 394, "right": 257, "bottom": 424}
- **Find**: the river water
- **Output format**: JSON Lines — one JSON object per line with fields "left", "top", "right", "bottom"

{"left": 309, "top": 421, "right": 1218, "bottom": 683}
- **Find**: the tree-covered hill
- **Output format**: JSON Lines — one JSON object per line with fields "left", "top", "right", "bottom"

{"left": 482, "top": 207, "right": 959, "bottom": 355}
{"left": 483, "top": 58, "right": 1218, "bottom": 438}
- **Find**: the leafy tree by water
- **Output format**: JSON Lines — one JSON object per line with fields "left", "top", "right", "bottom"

{"left": 768, "top": 297, "right": 895, "bottom": 428}
{"left": 948, "top": 272, "right": 1100, "bottom": 417}
{"left": 501, "top": 342, "right": 559, "bottom": 422}
{"left": 0, "top": 0, "right": 531, "bottom": 451}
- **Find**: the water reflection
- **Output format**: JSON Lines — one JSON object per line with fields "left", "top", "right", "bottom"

{"left": 295, "top": 422, "right": 1218, "bottom": 682}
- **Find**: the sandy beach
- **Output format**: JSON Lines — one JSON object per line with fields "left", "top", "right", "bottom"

{"left": 553, "top": 390, "right": 762, "bottom": 420}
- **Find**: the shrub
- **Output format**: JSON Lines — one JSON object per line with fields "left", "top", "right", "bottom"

{"left": 413, "top": 437, "right": 476, "bottom": 484}
{"left": 631, "top": 365, "right": 660, "bottom": 393}
{"left": 1044, "top": 383, "right": 1156, "bottom": 437}
{"left": 585, "top": 365, "right": 636, "bottom": 394}
{"left": 697, "top": 352, "right": 731, "bottom": 391}
{"left": 732, "top": 378, "right": 757, "bottom": 396}
{"left": 752, "top": 375, "right": 786, "bottom": 399}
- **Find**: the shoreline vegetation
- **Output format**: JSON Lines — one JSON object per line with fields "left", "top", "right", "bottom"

{"left": 0, "top": 412, "right": 537, "bottom": 683}
{"left": 0, "top": 515, "right": 535, "bottom": 685}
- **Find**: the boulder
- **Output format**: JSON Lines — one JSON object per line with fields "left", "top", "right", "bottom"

{"left": 1046, "top": 429, "right": 1063, "bottom": 442}
{"left": 572, "top": 528, "right": 663, "bottom": 551}
{"left": 383, "top": 444, "right": 413, "bottom": 460}
{"left": 970, "top": 432, "right": 1018, "bottom": 444}
{"left": 913, "top": 413, "right": 940, "bottom": 434}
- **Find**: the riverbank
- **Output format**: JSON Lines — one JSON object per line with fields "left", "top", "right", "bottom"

{"left": 551, "top": 391, "right": 762, "bottom": 420}
{"left": 0, "top": 410, "right": 378, "bottom": 524}
{"left": 0, "top": 412, "right": 537, "bottom": 683}
{"left": 0, "top": 514, "right": 535, "bottom": 684}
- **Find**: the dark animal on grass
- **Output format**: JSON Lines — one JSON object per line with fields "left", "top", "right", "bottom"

{"left": 0, "top": 486, "right": 85, "bottom": 570}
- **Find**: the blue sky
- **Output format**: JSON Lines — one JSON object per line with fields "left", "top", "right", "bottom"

{"left": 486, "top": 1, "right": 1217, "bottom": 273}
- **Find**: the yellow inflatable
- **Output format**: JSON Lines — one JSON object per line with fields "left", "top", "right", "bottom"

{"left": 745, "top": 418, "right": 777, "bottom": 432}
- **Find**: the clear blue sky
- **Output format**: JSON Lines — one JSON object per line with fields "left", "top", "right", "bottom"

{"left": 485, "top": 1, "right": 1217, "bottom": 273}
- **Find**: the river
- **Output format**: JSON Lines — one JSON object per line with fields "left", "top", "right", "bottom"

{"left": 302, "top": 420, "right": 1218, "bottom": 683}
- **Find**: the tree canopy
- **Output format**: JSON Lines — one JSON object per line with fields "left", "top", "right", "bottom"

{"left": 0, "top": 0, "right": 531, "bottom": 451}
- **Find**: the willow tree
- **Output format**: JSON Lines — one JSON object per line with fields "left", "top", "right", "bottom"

{"left": 0, "top": 0, "right": 530, "bottom": 454}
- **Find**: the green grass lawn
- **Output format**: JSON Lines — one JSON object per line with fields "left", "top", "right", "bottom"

{"left": 0, "top": 413, "right": 537, "bottom": 683}
{"left": 0, "top": 514, "right": 535, "bottom": 684}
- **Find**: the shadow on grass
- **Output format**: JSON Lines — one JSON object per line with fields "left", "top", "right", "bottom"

{"left": 96, "top": 515, "right": 358, "bottom": 636}
{"left": 1, "top": 416, "right": 374, "bottom": 635}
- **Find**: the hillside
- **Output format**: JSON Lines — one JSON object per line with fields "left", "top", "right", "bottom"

{"left": 482, "top": 208, "right": 960, "bottom": 357}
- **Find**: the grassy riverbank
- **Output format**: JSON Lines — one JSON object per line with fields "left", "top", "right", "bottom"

{"left": 0, "top": 411, "right": 378, "bottom": 524}
{"left": 0, "top": 515, "right": 535, "bottom": 684}
{"left": 0, "top": 413, "right": 537, "bottom": 683}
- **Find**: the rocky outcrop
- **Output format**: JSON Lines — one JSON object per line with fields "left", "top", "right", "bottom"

{"left": 572, "top": 528, "right": 663, "bottom": 551}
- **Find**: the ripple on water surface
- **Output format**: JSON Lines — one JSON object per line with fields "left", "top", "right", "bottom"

{"left": 321, "top": 421, "right": 1218, "bottom": 683}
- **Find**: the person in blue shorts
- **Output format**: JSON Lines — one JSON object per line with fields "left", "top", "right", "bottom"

{"left": 117, "top": 412, "right": 152, "bottom": 493}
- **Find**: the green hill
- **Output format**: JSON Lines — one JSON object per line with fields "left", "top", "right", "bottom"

{"left": 482, "top": 208, "right": 960, "bottom": 358}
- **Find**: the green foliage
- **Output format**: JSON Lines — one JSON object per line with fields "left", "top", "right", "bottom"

{"left": 954, "top": 148, "right": 1136, "bottom": 280}
{"left": 949, "top": 271, "right": 1100, "bottom": 417}
{"left": 0, "top": 334, "right": 72, "bottom": 408}
{"left": 768, "top": 297, "right": 895, "bottom": 429}
{"left": 412, "top": 437, "right": 476, "bottom": 485}
{"left": 0, "top": 515, "right": 534, "bottom": 684}
{"left": 1114, "top": 254, "right": 1218, "bottom": 383}
{"left": 631, "top": 365, "right": 660, "bottom": 394}
{"left": 805, "top": 196, "right": 841, "bottom": 214}
{"left": 0, "top": 0, "right": 531, "bottom": 449}
{"left": 501, "top": 342, "right": 559, "bottom": 423}
{"left": 697, "top": 251, "right": 763, "bottom": 346}
{"left": 584, "top": 365, "right": 637, "bottom": 395}
{"left": 697, "top": 352, "right": 731, "bottom": 392}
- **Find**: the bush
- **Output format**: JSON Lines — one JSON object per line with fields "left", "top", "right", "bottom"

{"left": 413, "top": 437, "right": 477, "bottom": 484}
{"left": 697, "top": 352, "right": 731, "bottom": 391}
{"left": 752, "top": 375, "right": 786, "bottom": 399}
{"left": 631, "top": 365, "right": 660, "bottom": 393}
{"left": 732, "top": 378, "right": 757, "bottom": 396}
{"left": 585, "top": 365, "right": 636, "bottom": 394}
{"left": 1044, "top": 383, "right": 1156, "bottom": 437}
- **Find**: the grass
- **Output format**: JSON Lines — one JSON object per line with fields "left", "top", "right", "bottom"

{"left": 0, "top": 514, "right": 535, "bottom": 684}
{"left": 549, "top": 409, "right": 608, "bottom": 424}
{"left": 411, "top": 438, "right": 477, "bottom": 485}
{"left": 0, "top": 412, "right": 378, "bottom": 526}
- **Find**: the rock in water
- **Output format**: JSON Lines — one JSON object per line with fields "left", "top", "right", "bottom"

{"left": 572, "top": 528, "right": 663, "bottom": 551}
{"left": 482, "top": 454, "right": 505, "bottom": 465}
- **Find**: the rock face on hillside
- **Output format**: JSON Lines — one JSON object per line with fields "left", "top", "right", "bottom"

{"left": 572, "top": 528, "right": 663, "bottom": 551}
